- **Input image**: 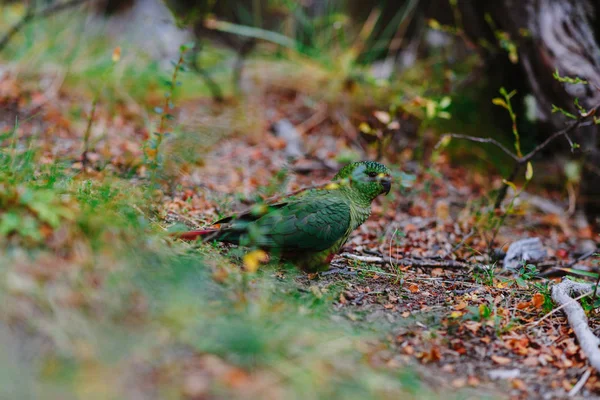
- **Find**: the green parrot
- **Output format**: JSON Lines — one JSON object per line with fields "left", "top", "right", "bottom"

{"left": 177, "top": 161, "right": 392, "bottom": 271}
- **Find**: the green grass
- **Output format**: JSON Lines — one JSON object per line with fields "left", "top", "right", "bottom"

{"left": 0, "top": 144, "right": 437, "bottom": 398}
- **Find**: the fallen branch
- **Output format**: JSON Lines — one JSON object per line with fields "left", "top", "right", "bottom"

{"left": 551, "top": 279, "right": 600, "bottom": 372}
{"left": 341, "top": 252, "right": 470, "bottom": 269}
{"left": 436, "top": 134, "right": 520, "bottom": 162}
{"left": 568, "top": 368, "right": 591, "bottom": 397}
{"left": 0, "top": 0, "right": 91, "bottom": 53}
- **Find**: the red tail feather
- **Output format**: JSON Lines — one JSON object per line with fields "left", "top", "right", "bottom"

{"left": 173, "top": 229, "right": 218, "bottom": 241}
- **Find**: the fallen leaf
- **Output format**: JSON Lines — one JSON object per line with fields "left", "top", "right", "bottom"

{"left": 441, "top": 364, "right": 454, "bottom": 373}
{"left": 512, "top": 378, "right": 528, "bottom": 391}
{"left": 464, "top": 321, "right": 481, "bottom": 334}
{"left": 523, "top": 356, "right": 538, "bottom": 367}
{"left": 532, "top": 293, "right": 545, "bottom": 309}
{"left": 419, "top": 346, "right": 441, "bottom": 363}
{"left": 408, "top": 284, "right": 419, "bottom": 293}
{"left": 451, "top": 378, "right": 467, "bottom": 388}
{"left": 491, "top": 355, "right": 512, "bottom": 365}
{"left": 212, "top": 268, "right": 229, "bottom": 283}
{"left": 373, "top": 110, "right": 391, "bottom": 124}
{"left": 243, "top": 249, "right": 269, "bottom": 272}
{"left": 467, "top": 376, "right": 480, "bottom": 386}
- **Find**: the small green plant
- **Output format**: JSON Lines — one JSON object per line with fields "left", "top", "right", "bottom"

{"left": 145, "top": 42, "right": 194, "bottom": 183}
{"left": 462, "top": 302, "right": 493, "bottom": 322}
{"left": 532, "top": 281, "right": 555, "bottom": 314}
{"left": 473, "top": 265, "right": 495, "bottom": 287}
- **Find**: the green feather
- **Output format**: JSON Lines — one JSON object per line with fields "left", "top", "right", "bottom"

{"left": 206, "top": 161, "right": 392, "bottom": 271}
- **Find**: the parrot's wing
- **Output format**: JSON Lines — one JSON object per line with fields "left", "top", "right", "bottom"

{"left": 213, "top": 202, "right": 288, "bottom": 225}
{"left": 252, "top": 196, "right": 351, "bottom": 252}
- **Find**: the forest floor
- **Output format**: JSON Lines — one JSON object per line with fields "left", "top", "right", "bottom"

{"left": 1, "top": 8, "right": 600, "bottom": 400}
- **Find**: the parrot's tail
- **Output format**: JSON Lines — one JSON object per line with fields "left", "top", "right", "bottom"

{"left": 173, "top": 229, "right": 219, "bottom": 241}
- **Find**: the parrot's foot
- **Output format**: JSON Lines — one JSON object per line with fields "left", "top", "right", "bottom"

{"left": 320, "top": 267, "right": 357, "bottom": 276}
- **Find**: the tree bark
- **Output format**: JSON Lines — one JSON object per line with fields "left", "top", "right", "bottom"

{"left": 457, "top": 0, "right": 600, "bottom": 226}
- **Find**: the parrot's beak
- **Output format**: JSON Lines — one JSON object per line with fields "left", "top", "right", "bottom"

{"left": 381, "top": 178, "right": 391, "bottom": 195}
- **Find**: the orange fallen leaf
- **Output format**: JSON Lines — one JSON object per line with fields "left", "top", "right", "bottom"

{"left": 408, "top": 284, "right": 419, "bottom": 293}
{"left": 523, "top": 356, "right": 538, "bottom": 367}
{"left": 467, "top": 376, "right": 480, "bottom": 387}
{"left": 512, "top": 378, "right": 528, "bottom": 391}
{"left": 419, "top": 346, "right": 441, "bottom": 363}
{"left": 455, "top": 302, "right": 467, "bottom": 310}
{"left": 464, "top": 321, "right": 481, "bottom": 334}
{"left": 532, "top": 293, "right": 545, "bottom": 309}
{"left": 491, "top": 355, "right": 511, "bottom": 365}
{"left": 404, "top": 223, "right": 417, "bottom": 232}
{"left": 112, "top": 46, "right": 121, "bottom": 62}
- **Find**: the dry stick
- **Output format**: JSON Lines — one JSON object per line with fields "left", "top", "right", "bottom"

{"left": 568, "top": 368, "right": 592, "bottom": 398}
{"left": 437, "top": 103, "right": 600, "bottom": 210}
{"left": 0, "top": 0, "right": 91, "bottom": 52}
{"left": 551, "top": 279, "right": 600, "bottom": 372}
{"left": 436, "top": 134, "right": 520, "bottom": 162}
{"left": 342, "top": 252, "right": 469, "bottom": 269}
{"left": 81, "top": 97, "right": 98, "bottom": 169}
{"left": 529, "top": 289, "right": 594, "bottom": 327}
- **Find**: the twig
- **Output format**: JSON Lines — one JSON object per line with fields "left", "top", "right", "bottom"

{"left": 436, "top": 133, "right": 520, "bottom": 162}
{"left": 296, "top": 104, "right": 328, "bottom": 134}
{"left": 521, "top": 117, "right": 593, "bottom": 164}
{"left": 81, "top": 97, "right": 97, "bottom": 169}
{"left": 568, "top": 367, "right": 591, "bottom": 397}
{"left": 452, "top": 229, "right": 475, "bottom": 252}
{"left": 551, "top": 279, "right": 600, "bottom": 372}
{"left": 436, "top": 102, "right": 600, "bottom": 209}
{"left": 529, "top": 288, "right": 594, "bottom": 327}
{"left": 568, "top": 249, "right": 599, "bottom": 268}
{"left": 0, "top": 0, "right": 91, "bottom": 53}
{"left": 342, "top": 252, "right": 470, "bottom": 269}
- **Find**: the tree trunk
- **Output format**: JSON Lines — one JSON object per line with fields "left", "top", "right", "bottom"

{"left": 457, "top": 0, "right": 600, "bottom": 226}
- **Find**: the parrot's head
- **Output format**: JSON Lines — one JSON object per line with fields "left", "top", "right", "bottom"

{"left": 333, "top": 161, "right": 392, "bottom": 201}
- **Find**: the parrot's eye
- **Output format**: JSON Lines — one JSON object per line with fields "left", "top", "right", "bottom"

{"left": 367, "top": 171, "right": 378, "bottom": 178}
